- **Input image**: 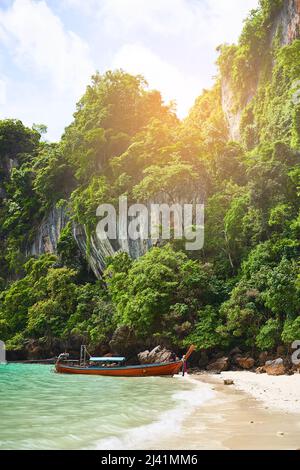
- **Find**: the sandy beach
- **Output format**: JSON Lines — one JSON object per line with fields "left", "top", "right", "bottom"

{"left": 148, "top": 372, "right": 300, "bottom": 450}
{"left": 220, "top": 371, "right": 300, "bottom": 414}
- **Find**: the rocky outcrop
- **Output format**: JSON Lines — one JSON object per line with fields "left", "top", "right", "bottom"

{"left": 272, "top": 0, "right": 300, "bottom": 46}
{"left": 206, "top": 356, "right": 229, "bottom": 372}
{"left": 221, "top": 79, "right": 249, "bottom": 142}
{"left": 73, "top": 222, "right": 152, "bottom": 279}
{"left": 264, "top": 358, "right": 288, "bottom": 376}
{"left": 109, "top": 326, "right": 143, "bottom": 359}
{"left": 28, "top": 205, "right": 69, "bottom": 256}
{"left": 138, "top": 346, "right": 176, "bottom": 364}
{"left": 256, "top": 358, "right": 289, "bottom": 375}
{"left": 28, "top": 204, "right": 152, "bottom": 278}
{"left": 0, "top": 155, "right": 18, "bottom": 199}
{"left": 235, "top": 356, "right": 255, "bottom": 370}
{"left": 0, "top": 155, "right": 18, "bottom": 179}
{"left": 221, "top": 0, "right": 300, "bottom": 141}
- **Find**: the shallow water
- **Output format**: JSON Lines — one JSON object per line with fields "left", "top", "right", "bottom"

{"left": 0, "top": 363, "right": 208, "bottom": 450}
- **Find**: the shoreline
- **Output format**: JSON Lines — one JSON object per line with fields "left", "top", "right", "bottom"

{"left": 146, "top": 372, "right": 300, "bottom": 450}
{"left": 2, "top": 363, "right": 300, "bottom": 450}
{"left": 219, "top": 370, "right": 300, "bottom": 414}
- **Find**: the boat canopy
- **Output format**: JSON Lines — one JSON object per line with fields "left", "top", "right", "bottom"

{"left": 89, "top": 357, "right": 125, "bottom": 362}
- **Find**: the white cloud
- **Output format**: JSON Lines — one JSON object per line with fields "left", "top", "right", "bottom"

{"left": 0, "top": 0, "right": 94, "bottom": 96}
{"left": 0, "top": 0, "right": 95, "bottom": 140}
{"left": 108, "top": 0, "right": 259, "bottom": 115}
{"left": 112, "top": 43, "right": 200, "bottom": 117}
{"left": 95, "top": 0, "right": 259, "bottom": 44}
{"left": 61, "top": 0, "right": 259, "bottom": 42}
{"left": 0, "top": 78, "right": 7, "bottom": 105}
{"left": 101, "top": 0, "right": 200, "bottom": 36}
{"left": 60, "top": 0, "right": 98, "bottom": 14}
{"left": 0, "top": 0, "right": 260, "bottom": 140}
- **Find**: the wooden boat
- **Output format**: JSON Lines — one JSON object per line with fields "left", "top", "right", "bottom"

{"left": 55, "top": 345, "right": 195, "bottom": 377}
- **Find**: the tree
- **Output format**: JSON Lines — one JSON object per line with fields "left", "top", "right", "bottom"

{"left": 184, "top": 306, "right": 225, "bottom": 350}
{"left": 63, "top": 70, "right": 175, "bottom": 181}
{"left": 0, "top": 119, "right": 40, "bottom": 166}
{"left": 256, "top": 318, "right": 282, "bottom": 350}
{"left": 105, "top": 244, "right": 222, "bottom": 345}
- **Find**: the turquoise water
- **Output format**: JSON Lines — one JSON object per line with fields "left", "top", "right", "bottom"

{"left": 0, "top": 363, "right": 200, "bottom": 450}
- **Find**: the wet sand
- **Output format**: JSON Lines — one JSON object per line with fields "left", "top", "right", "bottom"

{"left": 148, "top": 373, "right": 300, "bottom": 450}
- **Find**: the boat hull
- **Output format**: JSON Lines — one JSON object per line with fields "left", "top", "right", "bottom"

{"left": 55, "top": 360, "right": 183, "bottom": 377}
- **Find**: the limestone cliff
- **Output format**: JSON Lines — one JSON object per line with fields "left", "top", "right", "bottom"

{"left": 29, "top": 0, "right": 300, "bottom": 278}
{"left": 29, "top": 206, "right": 152, "bottom": 278}
{"left": 222, "top": 0, "right": 300, "bottom": 141}
{"left": 73, "top": 222, "right": 152, "bottom": 278}
{"left": 28, "top": 206, "right": 69, "bottom": 257}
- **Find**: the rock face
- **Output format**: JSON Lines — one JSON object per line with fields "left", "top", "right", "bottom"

{"left": 28, "top": 205, "right": 69, "bottom": 256}
{"left": 73, "top": 221, "right": 152, "bottom": 279}
{"left": 29, "top": 204, "right": 152, "bottom": 278}
{"left": 206, "top": 356, "right": 229, "bottom": 372}
{"left": 109, "top": 326, "right": 142, "bottom": 359}
{"left": 0, "top": 155, "right": 18, "bottom": 199}
{"left": 272, "top": 0, "right": 300, "bottom": 46}
{"left": 138, "top": 346, "right": 176, "bottom": 364}
{"left": 235, "top": 356, "right": 255, "bottom": 370}
{"left": 221, "top": 78, "right": 253, "bottom": 142}
{"left": 222, "top": 0, "right": 300, "bottom": 141}
{"left": 264, "top": 358, "right": 287, "bottom": 376}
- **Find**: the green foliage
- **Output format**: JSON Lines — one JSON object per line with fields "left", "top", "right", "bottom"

{"left": 33, "top": 145, "right": 75, "bottom": 208}
{"left": 132, "top": 157, "right": 199, "bottom": 202}
{"left": 0, "top": 254, "right": 113, "bottom": 349}
{"left": 70, "top": 176, "right": 110, "bottom": 229}
{"left": 56, "top": 221, "right": 91, "bottom": 280}
{"left": 105, "top": 244, "right": 223, "bottom": 346}
{"left": 256, "top": 318, "right": 282, "bottom": 350}
{"left": 66, "top": 283, "right": 115, "bottom": 345}
{"left": 63, "top": 70, "right": 175, "bottom": 182}
{"left": 0, "top": 119, "right": 40, "bottom": 166}
{"left": 261, "top": 258, "right": 300, "bottom": 318}
{"left": 184, "top": 306, "right": 225, "bottom": 350}
{"left": 282, "top": 317, "right": 300, "bottom": 344}
{"left": 0, "top": 255, "right": 58, "bottom": 342}
{"left": 1, "top": 0, "right": 299, "bottom": 357}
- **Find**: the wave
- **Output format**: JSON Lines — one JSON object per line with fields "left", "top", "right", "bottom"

{"left": 95, "top": 375, "right": 214, "bottom": 450}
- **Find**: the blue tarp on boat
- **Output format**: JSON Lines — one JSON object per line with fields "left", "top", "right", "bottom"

{"left": 89, "top": 357, "right": 125, "bottom": 362}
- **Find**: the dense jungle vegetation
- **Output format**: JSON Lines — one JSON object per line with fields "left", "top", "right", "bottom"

{"left": 0, "top": 0, "right": 299, "bottom": 358}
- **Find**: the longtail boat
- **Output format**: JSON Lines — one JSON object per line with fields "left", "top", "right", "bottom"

{"left": 55, "top": 345, "right": 195, "bottom": 377}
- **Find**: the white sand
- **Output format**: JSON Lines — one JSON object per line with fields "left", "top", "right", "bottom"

{"left": 153, "top": 372, "right": 300, "bottom": 450}
{"left": 220, "top": 371, "right": 300, "bottom": 413}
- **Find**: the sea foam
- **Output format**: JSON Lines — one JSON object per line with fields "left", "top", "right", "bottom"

{"left": 95, "top": 375, "right": 214, "bottom": 450}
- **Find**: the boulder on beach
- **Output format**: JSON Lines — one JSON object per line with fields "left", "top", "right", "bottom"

{"left": 255, "top": 366, "right": 266, "bottom": 374}
{"left": 235, "top": 356, "right": 255, "bottom": 370}
{"left": 138, "top": 345, "right": 176, "bottom": 364}
{"left": 264, "top": 358, "right": 287, "bottom": 376}
{"left": 224, "top": 379, "right": 234, "bottom": 385}
{"left": 206, "top": 356, "right": 229, "bottom": 372}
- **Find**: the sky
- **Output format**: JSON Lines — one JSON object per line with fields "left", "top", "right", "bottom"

{"left": 0, "top": 0, "right": 259, "bottom": 141}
